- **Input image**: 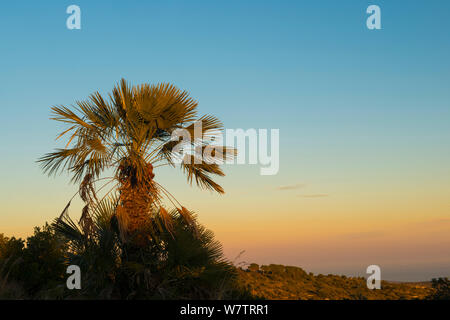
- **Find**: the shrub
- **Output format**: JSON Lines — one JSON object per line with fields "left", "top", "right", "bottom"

{"left": 428, "top": 278, "right": 450, "bottom": 300}
{"left": 248, "top": 264, "right": 259, "bottom": 272}
{"left": 0, "top": 226, "right": 66, "bottom": 297}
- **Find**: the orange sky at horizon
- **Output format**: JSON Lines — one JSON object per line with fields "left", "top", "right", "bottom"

{"left": 2, "top": 161, "right": 449, "bottom": 282}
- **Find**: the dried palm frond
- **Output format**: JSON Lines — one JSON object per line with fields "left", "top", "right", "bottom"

{"left": 58, "top": 201, "right": 71, "bottom": 220}
{"left": 79, "top": 173, "right": 97, "bottom": 203}
{"left": 79, "top": 205, "right": 95, "bottom": 237}
{"left": 177, "top": 207, "right": 193, "bottom": 226}
{"left": 177, "top": 206, "right": 199, "bottom": 238}
{"left": 159, "top": 207, "right": 174, "bottom": 236}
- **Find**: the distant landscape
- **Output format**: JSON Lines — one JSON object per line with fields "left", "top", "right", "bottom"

{"left": 237, "top": 264, "right": 438, "bottom": 300}
{"left": 1, "top": 224, "right": 448, "bottom": 300}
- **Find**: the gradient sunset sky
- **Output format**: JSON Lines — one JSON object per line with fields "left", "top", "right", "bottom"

{"left": 0, "top": 1, "right": 449, "bottom": 281}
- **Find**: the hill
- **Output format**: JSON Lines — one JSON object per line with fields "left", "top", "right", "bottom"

{"left": 237, "top": 264, "right": 433, "bottom": 300}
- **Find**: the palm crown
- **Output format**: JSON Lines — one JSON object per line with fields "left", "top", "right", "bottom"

{"left": 39, "top": 79, "right": 234, "bottom": 240}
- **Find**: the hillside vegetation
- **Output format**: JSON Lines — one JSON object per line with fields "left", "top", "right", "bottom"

{"left": 238, "top": 264, "right": 434, "bottom": 300}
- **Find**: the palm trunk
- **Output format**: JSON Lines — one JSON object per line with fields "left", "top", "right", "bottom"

{"left": 117, "top": 183, "right": 153, "bottom": 233}
{"left": 116, "top": 162, "right": 156, "bottom": 241}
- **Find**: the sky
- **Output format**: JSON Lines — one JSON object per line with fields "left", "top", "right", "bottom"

{"left": 0, "top": 0, "right": 449, "bottom": 281}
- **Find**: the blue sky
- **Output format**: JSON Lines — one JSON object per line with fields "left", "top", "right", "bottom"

{"left": 0, "top": 1, "right": 449, "bottom": 281}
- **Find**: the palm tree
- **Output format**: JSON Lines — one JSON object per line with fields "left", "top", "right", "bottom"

{"left": 39, "top": 79, "right": 234, "bottom": 243}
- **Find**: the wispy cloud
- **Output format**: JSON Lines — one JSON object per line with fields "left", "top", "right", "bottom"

{"left": 277, "top": 183, "right": 306, "bottom": 191}
{"left": 298, "top": 194, "right": 329, "bottom": 198}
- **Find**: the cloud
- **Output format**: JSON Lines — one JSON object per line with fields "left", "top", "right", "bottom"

{"left": 277, "top": 183, "right": 306, "bottom": 191}
{"left": 298, "top": 194, "right": 329, "bottom": 198}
